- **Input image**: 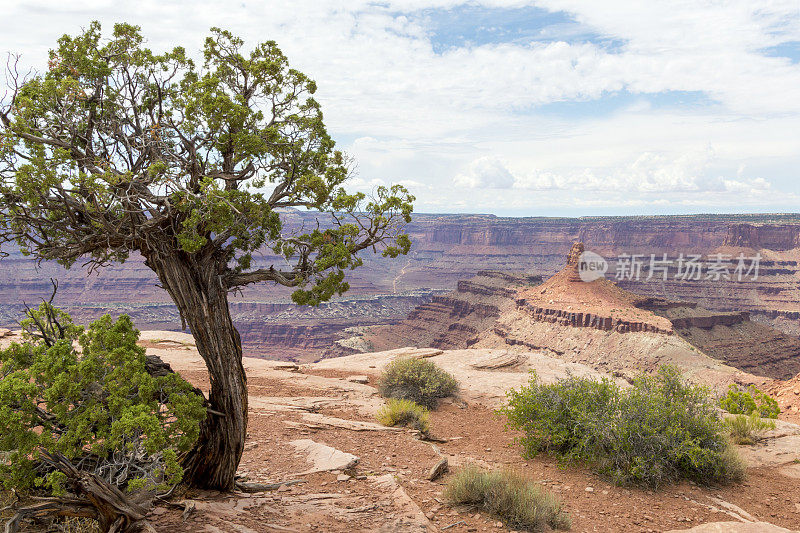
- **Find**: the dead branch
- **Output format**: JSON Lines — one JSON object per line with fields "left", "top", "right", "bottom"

{"left": 4, "top": 451, "right": 157, "bottom": 533}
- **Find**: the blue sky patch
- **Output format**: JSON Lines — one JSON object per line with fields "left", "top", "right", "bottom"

{"left": 527, "top": 90, "right": 716, "bottom": 118}
{"left": 760, "top": 41, "right": 800, "bottom": 64}
{"left": 411, "top": 4, "right": 625, "bottom": 54}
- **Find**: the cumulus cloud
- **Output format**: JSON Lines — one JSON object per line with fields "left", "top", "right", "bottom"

{"left": 3, "top": 1, "right": 798, "bottom": 214}
{"left": 454, "top": 156, "right": 515, "bottom": 188}
{"left": 512, "top": 148, "right": 773, "bottom": 194}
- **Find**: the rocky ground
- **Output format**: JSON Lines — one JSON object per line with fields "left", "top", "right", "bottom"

{"left": 131, "top": 332, "right": 800, "bottom": 533}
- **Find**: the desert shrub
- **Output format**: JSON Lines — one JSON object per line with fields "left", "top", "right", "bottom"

{"left": 501, "top": 367, "right": 745, "bottom": 488}
{"left": 719, "top": 385, "right": 780, "bottom": 418}
{"left": 0, "top": 303, "right": 206, "bottom": 495}
{"left": 377, "top": 357, "right": 458, "bottom": 409}
{"left": 724, "top": 412, "right": 776, "bottom": 445}
{"left": 376, "top": 398, "right": 430, "bottom": 434}
{"left": 444, "top": 465, "right": 570, "bottom": 531}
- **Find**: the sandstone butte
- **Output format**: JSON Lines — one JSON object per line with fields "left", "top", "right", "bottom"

{"left": 355, "top": 242, "right": 800, "bottom": 386}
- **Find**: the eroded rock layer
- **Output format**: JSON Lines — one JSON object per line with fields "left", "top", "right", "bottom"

{"left": 350, "top": 271, "right": 542, "bottom": 354}
{"left": 373, "top": 244, "right": 800, "bottom": 381}
{"left": 3, "top": 212, "right": 800, "bottom": 358}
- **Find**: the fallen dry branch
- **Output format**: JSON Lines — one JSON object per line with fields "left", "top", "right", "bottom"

{"left": 5, "top": 452, "right": 156, "bottom": 533}
{"left": 235, "top": 479, "right": 306, "bottom": 493}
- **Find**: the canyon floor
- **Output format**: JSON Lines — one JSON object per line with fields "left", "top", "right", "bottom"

{"left": 133, "top": 332, "right": 800, "bottom": 533}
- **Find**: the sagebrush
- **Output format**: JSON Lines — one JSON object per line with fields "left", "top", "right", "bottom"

{"left": 724, "top": 413, "right": 776, "bottom": 445}
{"left": 444, "top": 465, "right": 570, "bottom": 532}
{"left": 377, "top": 358, "right": 458, "bottom": 409}
{"left": 501, "top": 366, "right": 745, "bottom": 488}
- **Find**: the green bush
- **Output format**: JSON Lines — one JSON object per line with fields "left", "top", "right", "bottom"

{"left": 376, "top": 398, "right": 430, "bottom": 434}
{"left": 724, "top": 413, "right": 776, "bottom": 445}
{"left": 501, "top": 366, "right": 745, "bottom": 488}
{"left": 0, "top": 303, "right": 206, "bottom": 495}
{"left": 444, "top": 465, "right": 570, "bottom": 532}
{"left": 719, "top": 385, "right": 780, "bottom": 418}
{"left": 377, "top": 357, "right": 458, "bottom": 409}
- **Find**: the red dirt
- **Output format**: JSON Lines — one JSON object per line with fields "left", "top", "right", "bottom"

{"left": 150, "top": 365, "right": 800, "bottom": 533}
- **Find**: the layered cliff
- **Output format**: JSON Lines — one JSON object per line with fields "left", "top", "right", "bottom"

{"left": 3, "top": 212, "right": 800, "bottom": 359}
{"left": 346, "top": 271, "right": 541, "bottom": 354}
{"left": 372, "top": 244, "right": 800, "bottom": 382}
{"left": 722, "top": 223, "right": 800, "bottom": 250}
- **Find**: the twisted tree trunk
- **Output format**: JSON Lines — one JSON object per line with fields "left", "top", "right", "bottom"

{"left": 145, "top": 251, "right": 248, "bottom": 490}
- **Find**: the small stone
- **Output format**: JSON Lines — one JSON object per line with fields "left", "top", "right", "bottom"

{"left": 585, "top": 487, "right": 594, "bottom": 492}
{"left": 337, "top": 474, "right": 351, "bottom": 482}
{"left": 428, "top": 458, "right": 449, "bottom": 482}
{"left": 347, "top": 375, "right": 370, "bottom": 384}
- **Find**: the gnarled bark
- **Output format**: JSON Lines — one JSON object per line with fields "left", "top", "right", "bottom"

{"left": 145, "top": 252, "right": 248, "bottom": 491}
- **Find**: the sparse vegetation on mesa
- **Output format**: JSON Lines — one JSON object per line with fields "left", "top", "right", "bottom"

{"left": 719, "top": 384, "right": 780, "bottom": 418}
{"left": 501, "top": 366, "right": 745, "bottom": 488}
{"left": 444, "top": 465, "right": 570, "bottom": 532}
{"left": 376, "top": 398, "right": 431, "bottom": 435}
{"left": 377, "top": 357, "right": 459, "bottom": 409}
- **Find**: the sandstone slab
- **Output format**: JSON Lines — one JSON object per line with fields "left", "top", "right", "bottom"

{"left": 371, "top": 474, "right": 435, "bottom": 532}
{"left": 289, "top": 439, "right": 359, "bottom": 474}
{"left": 299, "top": 413, "right": 402, "bottom": 432}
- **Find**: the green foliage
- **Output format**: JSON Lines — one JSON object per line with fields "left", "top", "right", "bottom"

{"left": 376, "top": 398, "right": 430, "bottom": 434}
{"left": 377, "top": 358, "right": 459, "bottom": 409}
{"left": 724, "top": 413, "right": 776, "bottom": 445}
{"left": 0, "top": 22, "right": 413, "bottom": 306}
{"left": 444, "top": 465, "right": 570, "bottom": 532}
{"left": 719, "top": 385, "right": 780, "bottom": 419}
{"left": 501, "top": 367, "right": 745, "bottom": 488}
{"left": 0, "top": 303, "right": 206, "bottom": 494}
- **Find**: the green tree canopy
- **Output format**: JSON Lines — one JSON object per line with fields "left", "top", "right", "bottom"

{"left": 0, "top": 22, "right": 413, "bottom": 303}
{"left": 0, "top": 22, "right": 414, "bottom": 490}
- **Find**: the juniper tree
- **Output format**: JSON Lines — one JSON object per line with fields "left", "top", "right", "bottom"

{"left": 0, "top": 22, "right": 414, "bottom": 490}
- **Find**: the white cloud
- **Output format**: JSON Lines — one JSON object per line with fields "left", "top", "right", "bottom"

{"left": 454, "top": 156, "right": 515, "bottom": 188}
{"left": 512, "top": 148, "right": 772, "bottom": 194}
{"left": 2, "top": 1, "right": 799, "bottom": 214}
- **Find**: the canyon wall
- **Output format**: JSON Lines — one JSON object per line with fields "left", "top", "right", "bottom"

{"left": 371, "top": 248, "right": 800, "bottom": 381}
{"left": 2, "top": 212, "right": 800, "bottom": 359}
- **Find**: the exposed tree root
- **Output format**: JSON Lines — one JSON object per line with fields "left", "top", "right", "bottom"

{"left": 5, "top": 452, "right": 156, "bottom": 533}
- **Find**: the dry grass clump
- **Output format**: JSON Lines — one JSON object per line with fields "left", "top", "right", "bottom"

{"left": 376, "top": 398, "right": 430, "bottom": 434}
{"left": 444, "top": 465, "right": 570, "bottom": 532}
{"left": 724, "top": 413, "right": 776, "bottom": 445}
{"left": 377, "top": 357, "right": 458, "bottom": 409}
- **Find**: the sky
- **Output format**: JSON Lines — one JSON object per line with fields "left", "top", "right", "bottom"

{"left": 2, "top": 0, "right": 800, "bottom": 217}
